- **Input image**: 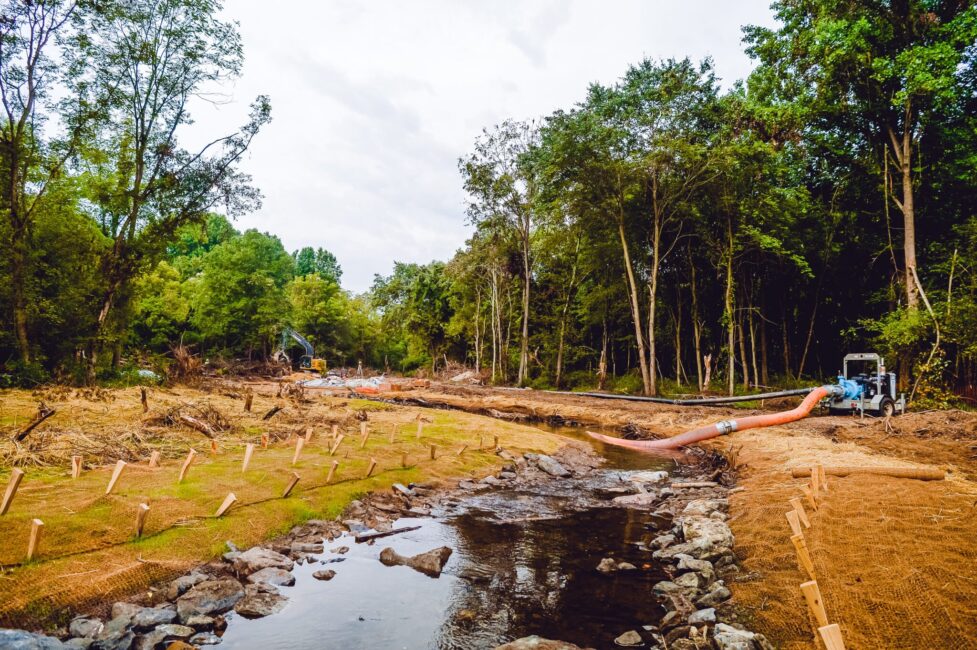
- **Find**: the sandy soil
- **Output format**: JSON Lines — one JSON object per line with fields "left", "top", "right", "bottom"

{"left": 404, "top": 384, "right": 977, "bottom": 650}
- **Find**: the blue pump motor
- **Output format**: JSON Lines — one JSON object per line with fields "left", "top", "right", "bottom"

{"left": 836, "top": 376, "right": 862, "bottom": 400}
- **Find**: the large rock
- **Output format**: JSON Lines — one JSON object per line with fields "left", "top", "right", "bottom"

{"left": 613, "top": 630, "right": 642, "bottom": 647}
{"left": 176, "top": 579, "right": 244, "bottom": 622}
{"left": 312, "top": 569, "right": 336, "bottom": 581}
{"left": 712, "top": 623, "right": 757, "bottom": 650}
{"left": 246, "top": 567, "right": 295, "bottom": 587}
{"left": 682, "top": 499, "right": 726, "bottom": 517}
{"left": 69, "top": 617, "right": 104, "bottom": 639}
{"left": 231, "top": 547, "right": 294, "bottom": 576}
{"left": 379, "top": 546, "right": 452, "bottom": 577}
{"left": 494, "top": 636, "right": 591, "bottom": 650}
{"left": 596, "top": 557, "right": 636, "bottom": 574}
{"left": 92, "top": 615, "right": 134, "bottom": 650}
{"left": 0, "top": 630, "right": 67, "bottom": 649}
{"left": 696, "top": 583, "right": 732, "bottom": 608}
{"left": 130, "top": 606, "right": 176, "bottom": 630}
{"left": 525, "top": 454, "right": 571, "bottom": 478}
{"left": 611, "top": 492, "right": 660, "bottom": 508}
{"left": 628, "top": 470, "right": 669, "bottom": 485}
{"left": 233, "top": 583, "right": 288, "bottom": 619}
{"left": 680, "top": 516, "right": 734, "bottom": 553}
{"left": 164, "top": 572, "right": 209, "bottom": 601}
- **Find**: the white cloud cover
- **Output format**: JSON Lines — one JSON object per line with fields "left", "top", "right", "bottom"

{"left": 182, "top": 0, "right": 777, "bottom": 292}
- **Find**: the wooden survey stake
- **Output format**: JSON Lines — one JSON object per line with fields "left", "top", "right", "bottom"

{"left": 282, "top": 472, "right": 300, "bottom": 497}
{"left": 215, "top": 492, "right": 237, "bottom": 517}
{"left": 140, "top": 387, "right": 148, "bottom": 413}
{"left": 430, "top": 444, "right": 437, "bottom": 460}
{"left": 261, "top": 433, "right": 268, "bottom": 449}
{"left": 148, "top": 451, "right": 161, "bottom": 468}
{"left": 106, "top": 460, "right": 127, "bottom": 495}
{"left": 330, "top": 435, "right": 345, "bottom": 456}
{"left": 810, "top": 466, "right": 820, "bottom": 493}
{"left": 72, "top": 455, "right": 83, "bottom": 478}
{"left": 416, "top": 420, "right": 423, "bottom": 440}
{"left": 457, "top": 444, "right": 467, "bottom": 457}
{"left": 791, "top": 534, "right": 816, "bottom": 581}
{"left": 802, "top": 484, "right": 819, "bottom": 511}
{"left": 818, "top": 624, "right": 846, "bottom": 650}
{"left": 493, "top": 435, "right": 499, "bottom": 450}
{"left": 244, "top": 388, "right": 253, "bottom": 412}
{"left": 178, "top": 449, "right": 196, "bottom": 483}
{"left": 292, "top": 438, "right": 305, "bottom": 465}
{"left": 242, "top": 443, "right": 255, "bottom": 473}
{"left": 136, "top": 503, "right": 150, "bottom": 538}
{"left": 388, "top": 427, "right": 395, "bottom": 444}
{"left": 401, "top": 452, "right": 408, "bottom": 468}
{"left": 818, "top": 464, "right": 828, "bottom": 492}
{"left": 331, "top": 424, "right": 339, "bottom": 440}
{"left": 27, "top": 519, "right": 43, "bottom": 561}
{"left": 366, "top": 458, "right": 377, "bottom": 478}
{"left": 800, "top": 580, "right": 829, "bottom": 628}
{"left": 786, "top": 510, "right": 804, "bottom": 538}
{"left": 326, "top": 460, "right": 339, "bottom": 484}
{"left": 789, "top": 497, "right": 811, "bottom": 528}
{"left": 1, "top": 469, "right": 25, "bottom": 516}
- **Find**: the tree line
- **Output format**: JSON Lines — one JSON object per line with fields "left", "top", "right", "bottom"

{"left": 3, "top": 1, "right": 977, "bottom": 404}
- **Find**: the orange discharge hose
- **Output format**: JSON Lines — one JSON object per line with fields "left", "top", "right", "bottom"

{"left": 587, "top": 386, "right": 835, "bottom": 450}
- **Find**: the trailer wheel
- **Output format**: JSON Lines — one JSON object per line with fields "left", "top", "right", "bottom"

{"left": 880, "top": 398, "right": 895, "bottom": 418}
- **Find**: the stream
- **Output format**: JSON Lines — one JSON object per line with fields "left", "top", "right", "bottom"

{"left": 218, "top": 426, "right": 690, "bottom": 649}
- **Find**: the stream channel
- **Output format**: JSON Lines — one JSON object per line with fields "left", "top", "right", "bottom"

{"left": 219, "top": 426, "right": 690, "bottom": 649}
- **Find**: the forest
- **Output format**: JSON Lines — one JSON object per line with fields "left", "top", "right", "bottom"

{"left": 2, "top": 0, "right": 977, "bottom": 405}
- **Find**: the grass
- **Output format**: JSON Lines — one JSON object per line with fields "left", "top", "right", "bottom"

{"left": 0, "top": 383, "right": 566, "bottom": 630}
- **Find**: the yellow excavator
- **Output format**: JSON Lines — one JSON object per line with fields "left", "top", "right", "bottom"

{"left": 278, "top": 328, "right": 326, "bottom": 373}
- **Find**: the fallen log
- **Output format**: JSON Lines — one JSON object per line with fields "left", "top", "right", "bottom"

{"left": 789, "top": 466, "right": 944, "bottom": 481}
{"left": 179, "top": 414, "right": 214, "bottom": 438}
{"left": 354, "top": 525, "right": 422, "bottom": 544}
{"left": 15, "top": 405, "right": 56, "bottom": 441}
{"left": 262, "top": 405, "right": 283, "bottom": 421}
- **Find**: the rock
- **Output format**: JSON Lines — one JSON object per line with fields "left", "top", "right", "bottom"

{"left": 494, "top": 636, "right": 589, "bottom": 650}
{"left": 611, "top": 492, "right": 660, "bottom": 508}
{"left": 628, "top": 470, "right": 669, "bottom": 485}
{"left": 499, "top": 471, "right": 517, "bottom": 480}
{"left": 330, "top": 545, "right": 349, "bottom": 554}
{"left": 65, "top": 639, "right": 93, "bottom": 650}
{"left": 188, "top": 633, "right": 222, "bottom": 646}
{"left": 379, "top": 545, "right": 452, "bottom": 577}
{"left": 164, "top": 573, "right": 208, "bottom": 601}
{"left": 176, "top": 579, "right": 244, "bottom": 622}
{"left": 651, "top": 533, "right": 676, "bottom": 549}
{"left": 232, "top": 547, "right": 294, "bottom": 575}
{"left": 616, "top": 561, "right": 637, "bottom": 571}
{"left": 455, "top": 609, "right": 477, "bottom": 624}
{"left": 696, "top": 584, "right": 732, "bottom": 608}
{"left": 713, "top": 623, "right": 757, "bottom": 650}
{"left": 652, "top": 580, "right": 682, "bottom": 595}
{"left": 92, "top": 615, "right": 134, "bottom": 650}
{"left": 183, "top": 615, "right": 215, "bottom": 630}
{"left": 312, "top": 569, "right": 336, "bottom": 581}
{"left": 669, "top": 640, "right": 696, "bottom": 650}
{"left": 391, "top": 483, "right": 413, "bottom": 497}
{"left": 0, "top": 629, "right": 68, "bottom": 649}
{"left": 653, "top": 542, "right": 699, "bottom": 561}
{"left": 595, "top": 486, "right": 638, "bottom": 498}
{"left": 660, "top": 610, "right": 684, "bottom": 631}
{"left": 526, "top": 454, "right": 571, "bottom": 478}
{"left": 673, "top": 571, "right": 704, "bottom": 590}
{"left": 247, "top": 567, "right": 295, "bottom": 587}
{"left": 688, "top": 608, "right": 716, "bottom": 624}
{"left": 290, "top": 542, "right": 324, "bottom": 554}
{"left": 481, "top": 475, "right": 502, "bottom": 486}
{"left": 233, "top": 583, "right": 288, "bottom": 619}
{"left": 680, "top": 517, "right": 734, "bottom": 553}
{"left": 163, "top": 643, "right": 194, "bottom": 650}
{"left": 596, "top": 557, "right": 618, "bottom": 573}
{"left": 613, "top": 630, "right": 643, "bottom": 647}
{"left": 69, "top": 617, "right": 104, "bottom": 639}
{"left": 221, "top": 551, "right": 241, "bottom": 563}
{"left": 154, "top": 625, "right": 193, "bottom": 640}
{"left": 110, "top": 603, "right": 142, "bottom": 622}
{"left": 682, "top": 499, "right": 727, "bottom": 517}
{"left": 676, "top": 555, "right": 715, "bottom": 584}
{"left": 130, "top": 607, "right": 176, "bottom": 630}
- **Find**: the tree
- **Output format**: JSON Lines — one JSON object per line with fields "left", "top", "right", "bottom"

{"left": 74, "top": 0, "right": 271, "bottom": 381}
{"left": 293, "top": 246, "right": 342, "bottom": 283}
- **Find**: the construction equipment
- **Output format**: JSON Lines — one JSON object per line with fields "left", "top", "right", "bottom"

{"left": 824, "top": 353, "right": 905, "bottom": 417}
{"left": 278, "top": 328, "right": 326, "bottom": 373}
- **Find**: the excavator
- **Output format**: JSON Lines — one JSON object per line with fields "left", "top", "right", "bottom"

{"left": 276, "top": 328, "right": 326, "bottom": 374}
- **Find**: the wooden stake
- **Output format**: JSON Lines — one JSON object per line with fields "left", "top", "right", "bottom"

{"left": 791, "top": 534, "right": 817, "bottom": 581}
{"left": 282, "top": 472, "right": 300, "bottom": 497}
{"left": 305, "top": 427, "right": 313, "bottom": 443}
{"left": 1, "top": 469, "right": 25, "bottom": 516}
{"left": 388, "top": 427, "right": 395, "bottom": 444}
{"left": 401, "top": 452, "right": 407, "bottom": 468}
{"left": 242, "top": 443, "right": 255, "bottom": 473}
{"left": 72, "top": 455, "right": 83, "bottom": 478}
{"left": 810, "top": 466, "right": 820, "bottom": 493}
{"left": 800, "top": 580, "right": 829, "bottom": 628}
{"left": 26, "top": 519, "right": 43, "bottom": 561}
{"left": 140, "top": 387, "right": 148, "bottom": 413}
{"left": 292, "top": 438, "right": 305, "bottom": 465}
{"left": 326, "top": 460, "right": 339, "bottom": 483}
{"left": 210, "top": 439, "right": 218, "bottom": 455}
{"left": 330, "top": 434, "right": 345, "bottom": 456}
{"left": 359, "top": 425, "right": 370, "bottom": 449}
{"left": 106, "top": 460, "right": 127, "bottom": 495}
{"left": 366, "top": 458, "right": 377, "bottom": 478}
{"left": 818, "top": 464, "right": 828, "bottom": 492}
{"left": 331, "top": 424, "right": 339, "bottom": 440}
{"left": 457, "top": 444, "right": 467, "bottom": 457}
{"left": 430, "top": 444, "right": 437, "bottom": 460}
{"left": 786, "top": 510, "right": 804, "bottom": 538}
{"left": 135, "top": 503, "right": 150, "bottom": 538}
{"left": 416, "top": 420, "right": 423, "bottom": 440}
{"left": 478, "top": 435, "right": 483, "bottom": 450}
{"left": 148, "top": 451, "right": 160, "bottom": 468}
{"left": 215, "top": 493, "right": 237, "bottom": 517}
{"left": 818, "top": 624, "right": 846, "bottom": 650}
{"left": 802, "top": 484, "right": 819, "bottom": 511}
{"left": 789, "top": 497, "right": 811, "bottom": 528}
{"left": 244, "top": 388, "right": 253, "bottom": 412}
{"left": 178, "top": 449, "right": 196, "bottom": 483}
{"left": 493, "top": 435, "right": 499, "bottom": 450}
{"left": 261, "top": 433, "right": 268, "bottom": 449}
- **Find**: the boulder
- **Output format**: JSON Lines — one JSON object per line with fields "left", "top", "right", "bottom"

{"left": 232, "top": 547, "right": 294, "bottom": 576}
{"left": 682, "top": 499, "right": 726, "bottom": 517}
{"left": 494, "top": 636, "right": 590, "bottom": 650}
{"left": 673, "top": 571, "right": 704, "bottom": 590}
{"left": 183, "top": 615, "right": 215, "bottom": 630}
{"left": 0, "top": 629, "right": 68, "bottom": 649}
{"left": 109, "top": 603, "right": 142, "bottom": 622}
{"left": 176, "top": 579, "right": 244, "bottom": 622}
{"left": 154, "top": 625, "right": 193, "bottom": 640}
{"left": 290, "top": 542, "right": 324, "bottom": 554}
{"left": 688, "top": 608, "right": 716, "bottom": 625}
{"left": 628, "top": 470, "right": 669, "bottom": 485}
{"left": 712, "top": 623, "right": 757, "bottom": 650}
{"left": 233, "top": 583, "right": 288, "bottom": 619}
{"left": 527, "top": 454, "right": 571, "bottom": 478}
{"left": 312, "top": 569, "right": 336, "bottom": 581}
{"left": 696, "top": 584, "right": 732, "bottom": 608}
{"left": 379, "top": 546, "right": 452, "bottom": 577}
{"left": 651, "top": 533, "right": 676, "bottom": 549}
{"left": 612, "top": 630, "right": 643, "bottom": 647}
{"left": 130, "top": 607, "right": 176, "bottom": 630}
{"left": 92, "top": 615, "right": 134, "bottom": 650}
{"left": 680, "top": 517, "right": 734, "bottom": 553}
{"left": 187, "top": 633, "right": 222, "bottom": 646}
{"left": 65, "top": 639, "right": 93, "bottom": 649}
{"left": 330, "top": 546, "right": 349, "bottom": 555}
{"left": 246, "top": 567, "right": 295, "bottom": 587}
{"left": 164, "top": 573, "right": 209, "bottom": 601}
{"left": 69, "top": 617, "right": 104, "bottom": 639}
{"left": 611, "top": 492, "right": 660, "bottom": 508}
{"left": 596, "top": 557, "right": 618, "bottom": 573}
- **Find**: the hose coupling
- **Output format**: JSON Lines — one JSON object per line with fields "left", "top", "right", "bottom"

{"left": 715, "top": 420, "right": 738, "bottom": 435}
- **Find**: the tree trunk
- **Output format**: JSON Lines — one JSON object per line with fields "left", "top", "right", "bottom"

{"left": 618, "top": 218, "right": 651, "bottom": 395}
{"left": 9, "top": 240, "right": 31, "bottom": 363}
{"left": 888, "top": 109, "right": 919, "bottom": 310}
{"left": 725, "top": 218, "right": 735, "bottom": 396}
{"left": 674, "top": 298, "right": 682, "bottom": 387}
{"left": 759, "top": 290, "right": 769, "bottom": 385}
{"left": 598, "top": 317, "right": 608, "bottom": 390}
{"left": 690, "top": 250, "right": 703, "bottom": 392}
{"left": 738, "top": 311, "right": 749, "bottom": 390}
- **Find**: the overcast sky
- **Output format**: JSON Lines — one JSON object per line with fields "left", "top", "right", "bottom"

{"left": 185, "top": 1, "right": 777, "bottom": 293}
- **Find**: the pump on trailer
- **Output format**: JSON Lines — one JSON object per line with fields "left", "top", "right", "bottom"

{"left": 825, "top": 353, "right": 905, "bottom": 418}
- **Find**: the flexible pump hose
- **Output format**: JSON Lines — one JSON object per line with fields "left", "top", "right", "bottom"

{"left": 587, "top": 385, "right": 843, "bottom": 450}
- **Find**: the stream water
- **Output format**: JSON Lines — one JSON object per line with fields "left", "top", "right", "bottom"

{"left": 218, "top": 426, "right": 688, "bottom": 650}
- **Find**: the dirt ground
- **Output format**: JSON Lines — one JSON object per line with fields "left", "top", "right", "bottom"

{"left": 403, "top": 384, "right": 977, "bottom": 650}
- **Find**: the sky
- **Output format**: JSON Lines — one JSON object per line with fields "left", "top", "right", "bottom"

{"left": 184, "top": 0, "right": 778, "bottom": 293}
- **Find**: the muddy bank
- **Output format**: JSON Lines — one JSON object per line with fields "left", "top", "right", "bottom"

{"left": 5, "top": 436, "right": 777, "bottom": 650}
